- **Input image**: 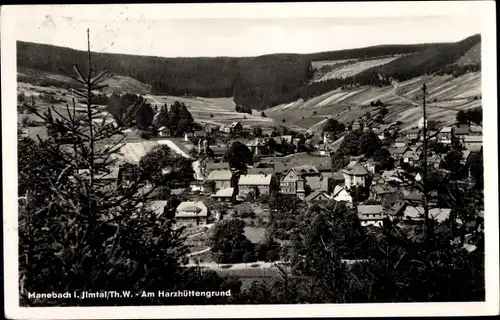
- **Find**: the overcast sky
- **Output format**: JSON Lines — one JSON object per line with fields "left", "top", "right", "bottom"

{"left": 13, "top": 3, "right": 483, "bottom": 58}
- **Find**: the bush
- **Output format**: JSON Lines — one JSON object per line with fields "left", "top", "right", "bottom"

{"left": 210, "top": 113, "right": 214, "bottom": 118}
{"left": 250, "top": 263, "right": 260, "bottom": 268}
{"left": 139, "top": 131, "right": 151, "bottom": 139}
{"left": 220, "top": 264, "right": 233, "bottom": 269}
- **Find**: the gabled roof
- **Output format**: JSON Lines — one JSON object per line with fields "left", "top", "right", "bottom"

{"left": 207, "top": 169, "right": 233, "bottom": 181}
{"left": 406, "top": 128, "right": 420, "bottom": 135}
{"left": 439, "top": 126, "right": 453, "bottom": 133}
{"left": 341, "top": 162, "right": 369, "bottom": 176}
{"left": 212, "top": 187, "right": 235, "bottom": 198}
{"left": 388, "top": 147, "right": 408, "bottom": 155}
{"left": 463, "top": 135, "right": 482, "bottom": 143}
{"left": 230, "top": 121, "right": 241, "bottom": 127}
{"left": 403, "top": 206, "right": 451, "bottom": 223}
{"left": 149, "top": 200, "right": 168, "bottom": 216}
{"left": 205, "top": 162, "right": 230, "bottom": 171}
{"left": 305, "top": 190, "right": 332, "bottom": 202}
{"left": 176, "top": 201, "right": 208, "bottom": 217}
{"left": 357, "top": 205, "right": 384, "bottom": 219}
{"left": 238, "top": 174, "right": 273, "bottom": 186}
{"left": 469, "top": 125, "right": 482, "bottom": 133}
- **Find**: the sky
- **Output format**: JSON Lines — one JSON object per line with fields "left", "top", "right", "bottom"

{"left": 12, "top": 3, "right": 483, "bottom": 58}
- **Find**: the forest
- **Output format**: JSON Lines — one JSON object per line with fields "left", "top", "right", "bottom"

{"left": 17, "top": 34, "right": 480, "bottom": 110}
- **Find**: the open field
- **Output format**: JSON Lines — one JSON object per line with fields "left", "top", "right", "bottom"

{"left": 310, "top": 56, "right": 402, "bottom": 82}
{"left": 267, "top": 72, "right": 481, "bottom": 133}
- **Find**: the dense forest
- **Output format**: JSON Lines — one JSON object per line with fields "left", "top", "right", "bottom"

{"left": 17, "top": 34, "right": 480, "bottom": 110}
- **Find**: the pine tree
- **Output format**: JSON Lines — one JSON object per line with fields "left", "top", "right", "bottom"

{"left": 18, "top": 30, "right": 190, "bottom": 306}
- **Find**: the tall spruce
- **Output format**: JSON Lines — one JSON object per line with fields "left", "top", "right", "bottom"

{"left": 18, "top": 30, "right": 191, "bottom": 306}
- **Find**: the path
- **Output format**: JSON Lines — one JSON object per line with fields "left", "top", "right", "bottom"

{"left": 392, "top": 81, "right": 464, "bottom": 112}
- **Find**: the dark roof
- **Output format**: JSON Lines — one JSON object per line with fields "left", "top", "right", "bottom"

{"left": 454, "top": 125, "right": 470, "bottom": 135}
{"left": 341, "top": 162, "right": 369, "bottom": 176}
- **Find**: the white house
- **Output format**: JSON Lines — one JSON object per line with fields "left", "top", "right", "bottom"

{"left": 341, "top": 161, "right": 370, "bottom": 190}
{"left": 437, "top": 126, "right": 453, "bottom": 144}
{"left": 333, "top": 185, "right": 353, "bottom": 204}
{"left": 463, "top": 135, "right": 483, "bottom": 152}
{"left": 175, "top": 201, "right": 209, "bottom": 227}
{"left": 357, "top": 205, "right": 384, "bottom": 227}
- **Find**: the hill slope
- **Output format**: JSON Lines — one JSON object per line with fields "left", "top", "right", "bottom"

{"left": 17, "top": 34, "right": 480, "bottom": 111}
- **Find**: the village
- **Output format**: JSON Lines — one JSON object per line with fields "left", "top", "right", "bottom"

{"left": 19, "top": 90, "right": 482, "bottom": 273}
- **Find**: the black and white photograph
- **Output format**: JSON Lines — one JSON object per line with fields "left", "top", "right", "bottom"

{"left": 2, "top": 2, "right": 498, "bottom": 318}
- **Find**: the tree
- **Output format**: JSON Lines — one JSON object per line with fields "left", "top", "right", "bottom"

{"left": 322, "top": 118, "right": 345, "bottom": 134}
{"left": 18, "top": 31, "right": 194, "bottom": 306}
{"left": 456, "top": 110, "right": 469, "bottom": 125}
{"left": 261, "top": 111, "right": 267, "bottom": 118}
{"left": 359, "top": 131, "right": 382, "bottom": 157}
{"left": 224, "top": 141, "right": 254, "bottom": 173}
{"left": 204, "top": 180, "right": 216, "bottom": 194}
{"left": 373, "top": 148, "right": 394, "bottom": 171}
{"left": 380, "top": 107, "right": 389, "bottom": 117}
{"left": 468, "top": 151, "right": 484, "bottom": 189}
{"left": 137, "top": 109, "right": 153, "bottom": 129}
{"left": 167, "top": 101, "right": 195, "bottom": 136}
{"left": 154, "top": 104, "right": 169, "bottom": 128}
{"left": 106, "top": 92, "right": 145, "bottom": 127}
{"left": 465, "top": 108, "right": 482, "bottom": 125}
{"left": 139, "top": 145, "right": 194, "bottom": 188}
{"left": 210, "top": 219, "right": 255, "bottom": 264}
{"left": 253, "top": 127, "right": 263, "bottom": 137}
{"left": 338, "top": 131, "right": 362, "bottom": 156}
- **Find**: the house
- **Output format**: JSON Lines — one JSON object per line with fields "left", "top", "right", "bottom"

{"left": 370, "top": 183, "right": 396, "bottom": 202}
{"left": 401, "top": 206, "right": 452, "bottom": 225}
{"left": 423, "top": 130, "right": 438, "bottom": 141}
{"left": 203, "top": 162, "right": 230, "bottom": 176}
{"left": 393, "top": 137, "right": 407, "bottom": 148}
{"left": 381, "top": 169, "right": 406, "bottom": 184}
{"left": 406, "top": 128, "right": 420, "bottom": 140}
{"left": 454, "top": 125, "right": 470, "bottom": 142}
{"left": 352, "top": 120, "right": 361, "bottom": 131}
{"left": 469, "top": 125, "right": 482, "bottom": 136}
{"left": 206, "top": 169, "right": 233, "bottom": 190}
{"left": 403, "top": 149, "right": 422, "bottom": 166}
{"left": 282, "top": 135, "right": 293, "bottom": 143}
{"left": 280, "top": 166, "right": 329, "bottom": 195}
{"left": 341, "top": 161, "right": 370, "bottom": 189}
{"left": 247, "top": 138, "right": 266, "bottom": 155}
{"left": 427, "top": 155, "right": 442, "bottom": 169}
{"left": 210, "top": 146, "right": 227, "bottom": 160}
{"left": 333, "top": 185, "right": 353, "bottom": 204}
{"left": 238, "top": 173, "right": 275, "bottom": 197}
{"left": 463, "top": 135, "right": 483, "bottom": 152}
{"left": 305, "top": 190, "right": 332, "bottom": 203}
{"left": 149, "top": 200, "right": 169, "bottom": 217}
{"left": 229, "top": 121, "right": 243, "bottom": 133}
{"left": 175, "top": 201, "right": 209, "bottom": 227}
{"left": 194, "top": 130, "right": 207, "bottom": 138}
{"left": 219, "top": 125, "right": 231, "bottom": 133}
{"left": 189, "top": 180, "right": 205, "bottom": 192}
{"left": 158, "top": 126, "right": 171, "bottom": 137}
{"left": 211, "top": 187, "right": 236, "bottom": 202}
{"left": 388, "top": 146, "right": 408, "bottom": 161}
{"left": 437, "top": 126, "right": 453, "bottom": 144}
{"left": 357, "top": 205, "right": 385, "bottom": 227}
{"left": 202, "top": 123, "right": 218, "bottom": 135}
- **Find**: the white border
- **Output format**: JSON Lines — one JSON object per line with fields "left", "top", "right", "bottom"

{"left": 2, "top": 2, "right": 498, "bottom": 319}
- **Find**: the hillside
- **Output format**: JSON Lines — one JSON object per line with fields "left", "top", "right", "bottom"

{"left": 267, "top": 72, "right": 481, "bottom": 134}
{"left": 17, "top": 38, "right": 475, "bottom": 111}
{"left": 455, "top": 43, "right": 481, "bottom": 66}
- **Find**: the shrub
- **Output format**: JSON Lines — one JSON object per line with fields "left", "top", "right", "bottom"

{"left": 250, "top": 263, "right": 260, "bottom": 268}
{"left": 220, "top": 264, "right": 233, "bottom": 269}
{"left": 210, "top": 113, "right": 214, "bottom": 118}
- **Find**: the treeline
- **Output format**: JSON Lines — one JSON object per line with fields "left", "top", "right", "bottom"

{"left": 17, "top": 35, "right": 480, "bottom": 111}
